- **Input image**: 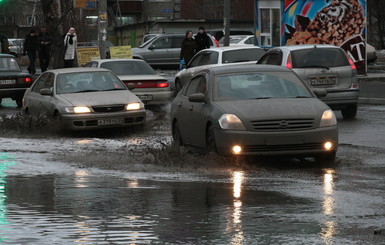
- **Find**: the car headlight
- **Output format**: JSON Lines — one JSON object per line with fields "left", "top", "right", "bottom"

{"left": 64, "top": 106, "right": 92, "bottom": 113}
{"left": 218, "top": 114, "right": 246, "bottom": 130}
{"left": 320, "top": 110, "right": 337, "bottom": 127}
{"left": 126, "top": 102, "right": 141, "bottom": 110}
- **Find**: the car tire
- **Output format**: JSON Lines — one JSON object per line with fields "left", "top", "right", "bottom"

{"left": 206, "top": 124, "right": 217, "bottom": 153}
{"left": 315, "top": 151, "right": 336, "bottom": 164}
{"left": 341, "top": 104, "right": 357, "bottom": 119}
{"left": 172, "top": 121, "right": 183, "bottom": 147}
{"left": 15, "top": 97, "right": 23, "bottom": 108}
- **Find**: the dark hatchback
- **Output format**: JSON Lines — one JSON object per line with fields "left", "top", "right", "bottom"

{"left": 0, "top": 54, "right": 33, "bottom": 107}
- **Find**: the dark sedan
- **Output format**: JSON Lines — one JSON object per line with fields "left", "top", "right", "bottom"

{"left": 171, "top": 64, "right": 338, "bottom": 162}
{"left": 0, "top": 54, "right": 33, "bottom": 107}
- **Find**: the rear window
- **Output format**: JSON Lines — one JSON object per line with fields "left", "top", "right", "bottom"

{"left": 100, "top": 61, "right": 156, "bottom": 75}
{"left": 291, "top": 48, "right": 349, "bottom": 68}
{"left": 222, "top": 49, "right": 265, "bottom": 63}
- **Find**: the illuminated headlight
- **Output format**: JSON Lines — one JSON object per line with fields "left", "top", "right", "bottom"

{"left": 218, "top": 114, "right": 246, "bottom": 130}
{"left": 323, "top": 141, "right": 334, "bottom": 151}
{"left": 126, "top": 103, "right": 141, "bottom": 110}
{"left": 232, "top": 145, "right": 242, "bottom": 154}
{"left": 64, "top": 106, "right": 91, "bottom": 113}
{"left": 319, "top": 110, "right": 337, "bottom": 127}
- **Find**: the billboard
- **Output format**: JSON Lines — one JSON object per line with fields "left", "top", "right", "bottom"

{"left": 281, "top": 0, "right": 367, "bottom": 74}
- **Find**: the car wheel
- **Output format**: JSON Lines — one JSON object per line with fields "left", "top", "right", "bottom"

{"left": 15, "top": 97, "right": 23, "bottom": 108}
{"left": 206, "top": 124, "right": 217, "bottom": 153}
{"left": 315, "top": 151, "right": 336, "bottom": 164}
{"left": 341, "top": 104, "right": 357, "bottom": 119}
{"left": 172, "top": 121, "right": 183, "bottom": 147}
{"left": 175, "top": 80, "right": 182, "bottom": 96}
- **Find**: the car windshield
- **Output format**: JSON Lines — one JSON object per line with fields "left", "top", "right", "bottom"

{"left": 291, "top": 48, "right": 350, "bottom": 68}
{"left": 56, "top": 71, "right": 127, "bottom": 94}
{"left": 0, "top": 57, "right": 21, "bottom": 71}
{"left": 100, "top": 61, "right": 156, "bottom": 75}
{"left": 222, "top": 48, "right": 265, "bottom": 63}
{"left": 214, "top": 72, "right": 312, "bottom": 101}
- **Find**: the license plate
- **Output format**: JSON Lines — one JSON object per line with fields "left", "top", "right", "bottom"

{"left": 310, "top": 77, "right": 337, "bottom": 86}
{"left": 0, "top": 79, "right": 16, "bottom": 85}
{"left": 137, "top": 95, "right": 153, "bottom": 101}
{"left": 97, "top": 118, "right": 124, "bottom": 126}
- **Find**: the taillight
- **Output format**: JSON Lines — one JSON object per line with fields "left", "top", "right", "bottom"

{"left": 17, "top": 77, "right": 32, "bottom": 83}
{"left": 348, "top": 58, "right": 357, "bottom": 70}
{"left": 125, "top": 80, "right": 169, "bottom": 88}
{"left": 286, "top": 53, "right": 293, "bottom": 69}
{"left": 157, "top": 82, "right": 169, "bottom": 88}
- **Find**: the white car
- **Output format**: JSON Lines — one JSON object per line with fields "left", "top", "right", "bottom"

{"left": 23, "top": 68, "right": 146, "bottom": 130}
{"left": 218, "top": 35, "right": 255, "bottom": 46}
{"left": 84, "top": 59, "right": 173, "bottom": 105}
{"left": 175, "top": 46, "right": 265, "bottom": 93}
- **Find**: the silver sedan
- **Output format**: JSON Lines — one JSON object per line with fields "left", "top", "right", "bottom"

{"left": 171, "top": 64, "right": 338, "bottom": 162}
{"left": 23, "top": 68, "right": 146, "bottom": 130}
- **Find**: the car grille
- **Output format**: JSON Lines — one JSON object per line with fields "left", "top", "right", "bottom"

{"left": 92, "top": 105, "right": 125, "bottom": 113}
{"left": 242, "top": 143, "right": 324, "bottom": 153}
{"left": 250, "top": 118, "right": 315, "bottom": 131}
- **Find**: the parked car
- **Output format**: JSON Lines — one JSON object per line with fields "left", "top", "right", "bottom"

{"left": 218, "top": 35, "right": 255, "bottom": 46}
{"left": 257, "top": 44, "right": 359, "bottom": 119}
{"left": 84, "top": 59, "right": 173, "bottom": 105}
{"left": 206, "top": 29, "right": 254, "bottom": 41}
{"left": 175, "top": 46, "right": 265, "bottom": 93}
{"left": 8, "top": 38, "right": 24, "bottom": 57}
{"left": 22, "top": 68, "right": 146, "bottom": 130}
{"left": 171, "top": 64, "right": 338, "bottom": 162}
{"left": 132, "top": 33, "right": 219, "bottom": 67}
{"left": 0, "top": 53, "right": 33, "bottom": 107}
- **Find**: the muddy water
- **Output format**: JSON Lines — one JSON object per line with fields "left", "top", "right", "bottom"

{"left": 1, "top": 162, "right": 384, "bottom": 244}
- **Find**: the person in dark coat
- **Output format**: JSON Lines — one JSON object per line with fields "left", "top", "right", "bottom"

{"left": 38, "top": 27, "right": 52, "bottom": 72}
{"left": 195, "top": 26, "right": 210, "bottom": 53}
{"left": 180, "top": 30, "right": 196, "bottom": 65}
{"left": 23, "top": 30, "right": 38, "bottom": 74}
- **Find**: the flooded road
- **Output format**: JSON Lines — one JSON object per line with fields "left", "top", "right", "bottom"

{"left": 1, "top": 102, "right": 385, "bottom": 244}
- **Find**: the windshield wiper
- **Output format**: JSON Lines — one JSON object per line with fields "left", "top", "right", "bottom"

{"left": 74, "top": 89, "right": 101, "bottom": 93}
{"left": 105, "top": 88, "right": 126, "bottom": 91}
{"left": 254, "top": 97, "right": 271, "bottom": 100}
{"left": 294, "top": 96, "right": 311, "bottom": 98}
{"left": 300, "top": 65, "right": 330, "bottom": 70}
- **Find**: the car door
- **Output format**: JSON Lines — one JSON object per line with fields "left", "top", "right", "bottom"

{"left": 26, "top": 73, "right": 55, "bottom": 116}
{"left": 177, "top": 75, "right": 208, "bottom": 147}
{"left": 144, "top": 36, "right": 174, "bottom": 65}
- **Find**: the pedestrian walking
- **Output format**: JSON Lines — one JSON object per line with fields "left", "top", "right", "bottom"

{"left": 63, "top": 27, "right": 77, "bottom": 68}
{"left": 180, "top": 30, "right": 196, "bottom": 68}
{"left": 38, "top": 27, "right": 52, "bottom": 72}
{"left": 23, "top": 30, "right": 38, "bottom": 74}
{"left": 195, "top": 26, "right": 210, "bottom": 53}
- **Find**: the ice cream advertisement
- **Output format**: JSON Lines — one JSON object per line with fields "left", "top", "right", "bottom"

{"left": 282, "top": 0, "right": 367, "bottom": 74}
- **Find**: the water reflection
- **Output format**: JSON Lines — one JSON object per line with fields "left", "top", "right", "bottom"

{"left": 321, "top": 169, "right": 336, "bottom": 244}
{"left": 230, "top": 171, "right": 245, "bottom": 245}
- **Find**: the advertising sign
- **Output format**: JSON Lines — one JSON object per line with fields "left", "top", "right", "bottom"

{"left": 74, "top": 0, "right": 97, "bottom": 9}
{"left": 109, "top": 46, "right": 133, "bottom": 59}
{"left": 282, "top": 0, "right": 367, "bottom": 74}
{"left": 77, "top": 47, "right": 100, "bottom": 66}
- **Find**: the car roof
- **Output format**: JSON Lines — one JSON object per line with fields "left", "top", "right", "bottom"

{"left": 199, "top": 46, "right": 262, "bottom": 52}
{"left": 277, "top": 44, "right": 341, "bottom": 51}
{"left": 47, "top": 67, "right": 111, "bottom": 75}
{"left": 206, "top": 64, "right": 292, "bottom": 76}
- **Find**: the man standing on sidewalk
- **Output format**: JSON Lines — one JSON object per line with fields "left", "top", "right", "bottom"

{"left": 195, "top": 27, "right": 210, "bottom": 53}
{"left": 23, "top": 30, "right": 38, "bottom": 74}
{"left": 38, "top": 27, "right": 52, "bottom": 72}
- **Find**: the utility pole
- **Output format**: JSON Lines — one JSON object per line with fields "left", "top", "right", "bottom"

{"left": 98, "top": 0, "right": 107, "bottom": 59}
{"left": 223, "top": 0, "right": 230, "bottom": 46}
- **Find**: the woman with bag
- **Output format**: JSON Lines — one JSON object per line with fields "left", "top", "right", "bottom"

{"left": 63, "top": 27, "right": 77, "bottom": 68}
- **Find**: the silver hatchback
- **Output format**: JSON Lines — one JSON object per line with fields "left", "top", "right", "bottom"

{"left": 257, "top": 45, "right": 359, "bottom": 119}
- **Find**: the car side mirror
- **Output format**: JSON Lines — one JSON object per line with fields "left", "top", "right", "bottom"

{"left": 126, "top": 83, "right": 135, "bottom": 90}
{"left": 149, "top": 45, "right": 156, "bottom": 50}
{"left": 188, "top": 93, "right": 206, "bottom": 103}
{"left": 182, "top": 63, "right": 188, "bottom": 69}
{"left": 40, "top": 88, "right": 53, "bottom": 96}
{"left": 312, "top": 89, "right": 327, "bottom": 98}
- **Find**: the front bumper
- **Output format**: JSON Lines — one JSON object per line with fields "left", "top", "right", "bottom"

{"left": 214, "top": 126, "right": 338, "bottom": 156}
{"left": 61, "top": 110, "right": 146, "bottom": 130}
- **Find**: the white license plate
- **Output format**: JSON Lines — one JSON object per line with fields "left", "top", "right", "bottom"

{"left": 97, "top": 118, "right": 124, "bottom": 126}
{"left": 0, "top": 80, "right": 16, "bottom": 85}
{"left": 138, "top": 95, "right": 153, "bottom": 101}
{"left": 310, "top": 77, "right": 337, "bottom": 86}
